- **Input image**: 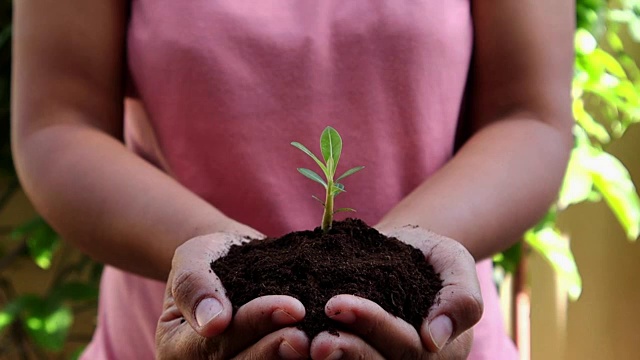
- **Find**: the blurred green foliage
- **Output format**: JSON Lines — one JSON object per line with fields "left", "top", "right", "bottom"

{"left": 495, "top": 0, "right": 640, "bottom": 301}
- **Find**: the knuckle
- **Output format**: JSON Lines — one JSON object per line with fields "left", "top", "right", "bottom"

{"left": 435, "top": 330, "right": 473, "bottom": 360}
{"left": 171, "top": 270, "right": 202, "bottom": 306}
{"left": 456, "top": 290, "right": 484, "bottom": 327}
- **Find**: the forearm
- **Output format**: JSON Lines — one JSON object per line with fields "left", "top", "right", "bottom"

{"left": 14, "top": 121, "right": 247, "bottom": 281}
{"left": 376, "top": 116, "right": 572, "bottom": 260}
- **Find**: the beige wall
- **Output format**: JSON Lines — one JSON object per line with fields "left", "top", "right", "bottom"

{"left": 530, "top": 124, "right": 640, "bottom": 360}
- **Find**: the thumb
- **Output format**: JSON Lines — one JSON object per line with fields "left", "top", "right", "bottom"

{"left": 420, "top": 238, "right": 483, "bottom": 352}
{"left": 166, "top": 234, "right": 238, "bottom": 337}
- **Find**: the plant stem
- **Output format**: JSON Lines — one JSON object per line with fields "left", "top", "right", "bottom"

{"left": 321, "top": 180, "right": 334, "bottom": 232}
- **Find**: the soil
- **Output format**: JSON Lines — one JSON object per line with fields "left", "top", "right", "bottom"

{"left": 210, "top": 218, "right": 442, "bottom": 339}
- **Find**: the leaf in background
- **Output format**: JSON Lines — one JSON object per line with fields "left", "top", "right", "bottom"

{"left": 558, "top": 145, "right": 595, "bottom": 209}
{"left": 572, "top": 97, "right": 611, "bottom": 143}
{"left": 575, "top": 29, "right": 597, "bottom": 55}
{"left": 592, "top": 48, "right": 627, "bottom": 78}
{"left": 320, "top": 126, "right": 342, "bottom": 174}
{"left": 607, "top": 30, "right": 625, "bottom": 52}
{"left": 608, "top": 8, "right": 634, "bottom": 23}
{"left": 588, "top": 151, "right": 640, "bottom": 240}
{"left": 297, "top": 168, "right": 327, "bottom": 188}
{"left": 577, "top": 0, "right": 607, "bottom": 29}
{"left": 27, "top": 220, "right": 59, "bottom": 269}
{"left": 51, "top": 282, "right": 99, "bottom": 303}
{"left": 10, "top": 217, "right": 60, "bottom": 269}
{"left": 492, "top": 241, "right": 522, "bottom": 275}
{"left": 630, "top": 19, "right": 640, "bottom": 42}
{"left": 0, "top": 298, "right": 24, "bottom": 331}
{"left": 0, "top": 295, "right": 43, "bottom": 332}
{"left": 525, "top": 227, "right": 582, "bottom": 301}
{"left": 291, "top": 142, "right": 327, "bottom": 174}
{"left": 24, "top": 303, "right": 73, "bottom": 351}
{"left": 11, "top": 217, "right": 46, "bottom": 240}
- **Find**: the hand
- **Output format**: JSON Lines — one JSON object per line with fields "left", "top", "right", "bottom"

{"left": 309, "top": 225, "right": 482, "bottom": 359}
{"left": 156, "top": 232, "right": 311, "bottom": 360}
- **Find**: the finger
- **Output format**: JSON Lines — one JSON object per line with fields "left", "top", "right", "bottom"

{"left": 232, "top": 327, "right": 309, "bottom": 360}
{"left": 415, "top": 232, "right": 483, "bottom": 352}
{"left": 310, "top": 331, "right": 384, "bottom": 360}
{"left": 438, "top": 329, "right": 474, "bottom": 360}
{"left": 157, "top": 290, "right": 305, "bottom": 359}
{"left": 170, "top": 235, "right": 241, "bottom": 338}
{"left": 325, "top": 295, "right": 424, "bottom": 359}
{"left": 217, "top": 295, "right": 305, "bottom": 358}
{"left": 156, "top": 308, "right": 210, "bottom": 360}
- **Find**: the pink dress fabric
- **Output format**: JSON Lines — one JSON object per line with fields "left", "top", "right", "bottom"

{"left": 81, "top": 1, "right": 518, "bottom": 359}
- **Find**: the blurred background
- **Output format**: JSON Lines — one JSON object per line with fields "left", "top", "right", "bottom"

{"left": 1, "top": 0, "right": 640, "bottom": 359}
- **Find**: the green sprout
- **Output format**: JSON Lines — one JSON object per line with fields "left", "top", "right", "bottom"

{"left": 291, "top": 126, "right": 364, "bottom": 232}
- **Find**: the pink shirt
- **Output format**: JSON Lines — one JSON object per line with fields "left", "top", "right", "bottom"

{"left": 82, "top": 1, "right": 518, "bottom": 358}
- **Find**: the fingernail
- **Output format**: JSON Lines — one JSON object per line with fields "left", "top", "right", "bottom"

{"left": 329, "top": 310, "right": 356, "bottom": 324}
{"left": 324, "top": 349, "right": 343, "bottom": 360}
{"left": 279, "top": 340, "right": 303, "bottom": 360}
{"left": 195, "top": 298, "right": 223, "bottom": 327}
{"left": 272, "top": 309, "right": 298, "bottom": 324}
{"left": 429, "top": 315, "right": 453, "bottom": 350}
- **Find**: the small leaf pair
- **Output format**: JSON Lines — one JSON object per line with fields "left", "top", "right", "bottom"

{"left": 292, "top": 126, "right": 364, "bottom": 232}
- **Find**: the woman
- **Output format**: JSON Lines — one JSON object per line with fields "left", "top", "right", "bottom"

{"left": 12, "top": 1, "right": 574, "bottom": 359}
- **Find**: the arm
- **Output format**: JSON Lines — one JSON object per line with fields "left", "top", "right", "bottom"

{"left": 376, "top": 0, "right": 575, "bottom": 260}
{"left": 11, "top": 1, "right": 256, "bottom": 281}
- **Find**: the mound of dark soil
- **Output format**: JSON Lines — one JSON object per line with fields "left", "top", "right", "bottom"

{"left": 211, "top": 218, "right": 442, "bottom": 339}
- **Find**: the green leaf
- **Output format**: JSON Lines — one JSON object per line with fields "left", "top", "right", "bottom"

{"left": 51, "top": 282, "right": 99, "bottom": 302}
{"left": 320, "top": 126, "right": 342, "bottom": 175}
{"left": 492, "top": 241, "right": 522, "bottom": 275}
{"left": 11, "top": 217, "right": 47, "bottom": 240}
{"left": 558, "top": 145, "right": 594, "bottom": 209}
{"left": 0, "top": 295, "right": 46, "bottom": 333}
{"left": 0, "top": 299, "right": 24, "bottom": 331}
{"left": 333, "top": 207, "right": 356, "bottom": 214}
{"left": 24, "top": 303, "right": 73, "bottom": 351}
{"left": 525, "top": 227, "right": 582, "bottom": 301}
{"left": 331, "top": 183, "right": 345, "bottom": 196}
{"left": 27, "top": 222, "right": 60, "bottom": 270}
{"left": 630, "top": 20, "right": 640, "bottom": 42}
{"left": 311, "top": 195, "right": 325, "bottom": 206}
{"left": 291, "top": 142, "right": 328, "bottom": 174}
{"left": 573, "top": 98, "right": 610, "bottom": 143}
{"left": 575, "top": 29, "right": 597, "bottom": 55}
{"left": 592, "top": 49, "right": 627, "bottom": 78}
{"left": 297, "top": 168, "right": 327, "bottom": 188}
{"left": 337, "top": 166, "right": 365, "bottom": 181}
{"left": 588, "top": 151, "right": 640, "bottom": 240}
{"left": 607, "top": 31, "right": 625, "bottom": 52}
{"left": 12, "top": 217, "right": 60, "bottom": 269}
{"left": 608, "top": 9, "right": 634, "bottom": 23}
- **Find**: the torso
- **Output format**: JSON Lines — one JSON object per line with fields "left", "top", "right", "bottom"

{"left": 82, "top": 2, "right": 518, "bottom": 359}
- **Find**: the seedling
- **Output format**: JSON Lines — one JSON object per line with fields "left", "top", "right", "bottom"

{"left": 292, "top": 126, "right": 364, "bottom": 232}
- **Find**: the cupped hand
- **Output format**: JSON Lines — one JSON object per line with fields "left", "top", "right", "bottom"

{"left": 310, "top": 225, "right": 482, "bottom": 360}
{"left": 156, "top": 232, "right": 310, "bottom": 360}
